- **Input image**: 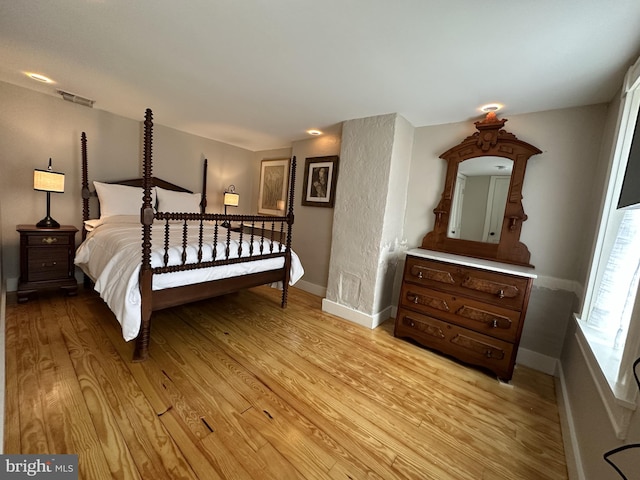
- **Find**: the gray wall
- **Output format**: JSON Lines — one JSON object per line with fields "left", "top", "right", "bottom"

{"left": 0, "top": 81, "right": 290, "bottom": 290}
{"left": 289, "top": 126, "right": 342, "bottom": 296}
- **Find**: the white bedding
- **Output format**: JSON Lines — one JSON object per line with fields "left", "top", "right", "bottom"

{"left": 75, "top": 216, "right": 304, "bottom": 341}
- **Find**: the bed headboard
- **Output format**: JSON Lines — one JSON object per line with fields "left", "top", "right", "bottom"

{"left": 80, "top": 132, "right": 209, "bottom": 236}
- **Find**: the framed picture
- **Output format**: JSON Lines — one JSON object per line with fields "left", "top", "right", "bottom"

{"left": 302, "top": 156, "right": 339, "bottom": 208}
{"left": 258, "top": 158, "right": 290, "bottom": 215}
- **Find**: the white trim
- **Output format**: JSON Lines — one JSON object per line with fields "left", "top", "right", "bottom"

{"left": 624, "top": 55, "right": 640, "bottom": 93}
{"left": 407, "top": 248, "right": 536, "bottom": 278}
{"left": 580, "top": 75, "right": 640, "bottom": 317}
{"left": 321, "top": 298, "right": 391, "bottom": 329}
{"left": 556, "top": 362, "right": 586, "bottom": 480}
{"left": 575, "top": 319, "right": 636, "bottom": 440}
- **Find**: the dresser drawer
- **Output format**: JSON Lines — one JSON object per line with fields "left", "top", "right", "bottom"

{"left": 404, "top": 256, "right": 531, "bottom": 310}
{"left": 399, "top": 283, "right": 522, "bottom": 342}
{"left": 395, "top": 307, "right": 515, "bottom": 379}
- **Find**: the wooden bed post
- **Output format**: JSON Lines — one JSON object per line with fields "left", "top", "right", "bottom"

{"left": 281, "top": 156, "right": 296, "bottom": 308}
{"left": 81, "top": 132, "right": 90, "bottom": 242}
{"left": 134, "top": 108, "right": 155, "bottom": 362}
{"left": 201, "top": 158, "right": 208, "bottom": 213}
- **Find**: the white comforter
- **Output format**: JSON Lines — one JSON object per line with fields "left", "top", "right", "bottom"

{"left": 75, "top": 216, "right": 304, "bottom": 341}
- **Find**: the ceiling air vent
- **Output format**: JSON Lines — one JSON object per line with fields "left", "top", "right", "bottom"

{"left": 57, "top": 90, "right": 95, "bottom": 108}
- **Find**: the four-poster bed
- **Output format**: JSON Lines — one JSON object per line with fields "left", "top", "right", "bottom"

{"left": 75, "top": 108, "right": 303, "bottom": 361}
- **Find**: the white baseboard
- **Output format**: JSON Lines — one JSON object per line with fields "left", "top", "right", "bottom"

{"left": 516, "top": 347, "right": 559, "bottom": 376}
{"left": 293, "top": 280, "right": 326, "bottom": 298}
{"left": 556, "top": 362, "right": 586, "bottom": 480}
{"left": 5, "top": 276, "right": 17, "bottom": 293}
{"left": 321, "top": 298, "right": 391, "bottom": 329}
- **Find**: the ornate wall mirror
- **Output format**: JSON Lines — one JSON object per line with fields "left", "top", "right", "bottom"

{"left": 422, "top": 112, "right": 541, "bottom": 267}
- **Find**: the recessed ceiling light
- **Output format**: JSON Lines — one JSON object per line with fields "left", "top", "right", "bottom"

{"left": 307, "top": 129, "right": 322, "bottom": 136}
{"left": 480, "top": 103, "right": 503, "bottom": 113}
{"left": 26, "top": 72, "right": 54, "bottom": 83}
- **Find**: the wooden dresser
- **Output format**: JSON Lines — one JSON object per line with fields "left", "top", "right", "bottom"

{"left": 394, "top": 248, "right": 536, "bottom": 381}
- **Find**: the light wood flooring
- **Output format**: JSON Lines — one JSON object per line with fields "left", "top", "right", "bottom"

{"left": 4, "top": 285, "right": 567, "bottom": 479}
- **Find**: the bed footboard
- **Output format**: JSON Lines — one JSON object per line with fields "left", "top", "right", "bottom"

{"left": 134, "top": 108, "right": 297, "bottom": 361}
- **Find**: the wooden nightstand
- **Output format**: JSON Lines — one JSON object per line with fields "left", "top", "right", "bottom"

{"left": 16, "top": 224, "right": 78, "bottom": 303}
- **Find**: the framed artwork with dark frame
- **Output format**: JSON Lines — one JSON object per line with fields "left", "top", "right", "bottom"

{"left": 302, "top": 155, "right": 339, "bottom": 208}
{"left": 258, "top": 158, "right": 290, "bottom": 215}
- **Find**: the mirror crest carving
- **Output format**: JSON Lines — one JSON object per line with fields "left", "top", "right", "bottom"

{"left": 422, "top": 112, "right": 541, "bottom": 267}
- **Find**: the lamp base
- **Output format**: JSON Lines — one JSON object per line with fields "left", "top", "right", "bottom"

{"left": 221, "top": 220, "right": 231, "bottom": 229}
{"left": 36, "top": 216, "right": 60, "bottom": 229}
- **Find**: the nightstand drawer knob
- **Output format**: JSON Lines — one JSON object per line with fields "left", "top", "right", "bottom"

{"left": 42, "top": 237, "right": 58, "bottom": 244}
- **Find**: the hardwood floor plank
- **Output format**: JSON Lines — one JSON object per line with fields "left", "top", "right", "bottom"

{"left": 40, "top": 295, "right": 116, "bottom": 479}
{"left": 158, "top": 410, "right": 225, "bottom": 480}
{"left": 192, "top": 291, "right": 563, "bottom": 479}
{"left": 240, "top": 402, "right": 336, "bottom": 480}
{"left": 15, "top": 306, "right": 49, "bottom": 454}
{"left": 62, "top": 293, "right": 195, "bottom": 480}
{"left": 3, "top": 300, "right": 21, "bottom": 453}
{"left": 240, "top": 288, "right": 567, "bottom": 478}
{"left": 182, "top": 300, "right": 488, "bottom": 480}
{"left": 4, "top": 286, "right": 567, "bottom": 479}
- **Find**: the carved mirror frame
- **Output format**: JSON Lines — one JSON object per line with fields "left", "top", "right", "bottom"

{"left": 421, "top": 112, "right": 541, "bottom": 267}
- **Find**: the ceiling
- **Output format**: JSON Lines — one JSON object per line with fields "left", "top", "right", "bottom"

{"left": 1, "top": 1, "right": 640, "bottom": 152}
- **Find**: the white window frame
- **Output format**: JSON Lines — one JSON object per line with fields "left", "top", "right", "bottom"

{"left": 577, "top": 55, "right": 640, "bottom": 440}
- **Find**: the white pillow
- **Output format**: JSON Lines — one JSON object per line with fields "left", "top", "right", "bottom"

{"left": 156, "top": 186, "right": 202, "bottom": 213}
{"left": 84, "top": 215, "right": 140, "bottom": 231}
{"left": 93, "top": 181, "right": 155, "bottom": 218}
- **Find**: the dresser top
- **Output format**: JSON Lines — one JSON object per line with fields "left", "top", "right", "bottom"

{"left": 406, "top": 248, "right": 537, "bottom": 279}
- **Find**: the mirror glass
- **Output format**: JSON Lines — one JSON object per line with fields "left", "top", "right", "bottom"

{"left": 447, "top": 156, "right": 513, "bottom": 243}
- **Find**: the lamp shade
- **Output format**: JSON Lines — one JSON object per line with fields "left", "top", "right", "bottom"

{"left": 34, "top": 169, "right": 65, "bottom": 193}
{"left": 224, "top": 192, "right": 239, "bottom": 207}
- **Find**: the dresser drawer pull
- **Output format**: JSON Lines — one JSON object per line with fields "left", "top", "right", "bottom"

{"left": 461, "top": 276, "right": 519, "bottom": 299}
{"left": 456, "top": 306, "right": 512, "bottom": 330}
{"left": 406, "top": 292, "right": 450, "bottom": 312}
{"left": 451, "top": 334, "right": 505, "bottom": 360}
{"left": 41, "top": 261, "right": 58, "bottom": 267}
{"left": 403, "top": 316, "right": 445, "bottom": 339}
{"left": 42, "top": 237, "right": 58, "bottom": 244}
{"left": 411, "top": 265, "right": 455, "bottom": 285}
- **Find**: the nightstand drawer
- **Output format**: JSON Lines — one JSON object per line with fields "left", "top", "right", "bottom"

{"left": 27, "top": 247, "right": 70, "bottom": 281}
{"left": 27, "top": 233, "right": 71, "bottom": 246}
